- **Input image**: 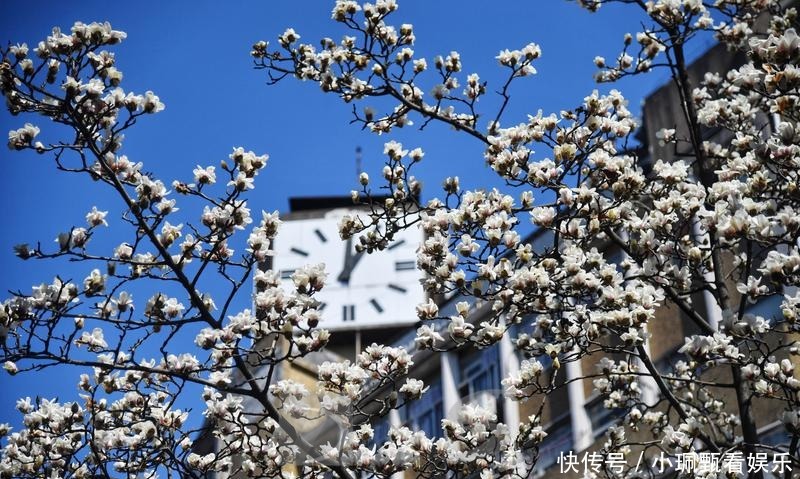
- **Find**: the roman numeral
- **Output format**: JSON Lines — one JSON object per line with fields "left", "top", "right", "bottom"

{"left": 314, "top": 229, "right": 327, "bottom": 243}
{"left": 387, "top": 239, "right": 406, "bottom": 250}
{"left": 370, "top": 298, "right": 384, "bottom": 313}
{"left": 290, "top": 247, "right": 309, "bottom": 256}
{"left": 387, "top": 283, "right": 407, "bottom": 293}
{"left": 342, "top": 304, "right": 355, "bottom": 322}
{"left": 318, "top": 302, "right": 327, "bottom": 311}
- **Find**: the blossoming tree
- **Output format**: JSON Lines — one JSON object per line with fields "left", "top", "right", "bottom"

{"left": 2, "top": 1, "right": 800, "bottom": 478}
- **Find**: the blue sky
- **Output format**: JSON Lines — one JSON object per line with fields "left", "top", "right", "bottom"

{"left": 0, "top": 1, "right": 713, "bottom": 431}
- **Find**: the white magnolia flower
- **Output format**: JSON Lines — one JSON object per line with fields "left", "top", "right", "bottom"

{"left": 85, "top": 206, "right": 108, "bottom": 227}
{"left": 399, "top": 378, "right": 428, "bottom": 399}
{"left": 8, "top": 123, "right": 40, "bottom": 150}
{"left": 414, "top": 325, "right": 444, "bottom": 349}
{"left": 193, "top": 165, "right": 216, "bottom": 185}
{"left": 3, "top": 361, "right": 18, "bottom": 375}
{"left": 76, "top": 328, "right": 108, "bottom": 352}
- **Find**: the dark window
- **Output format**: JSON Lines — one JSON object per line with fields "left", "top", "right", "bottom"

{"left": 458, "top": 347, "right": 502, "bottom": 411}
{"left": 402, "top": 380, "right": 444, "bottom": 438}
{"left": 586, "top": 395, "right": 624, "bottom": 436}
{"left": 538, "top": 415, "right": 573, "bottom": 469}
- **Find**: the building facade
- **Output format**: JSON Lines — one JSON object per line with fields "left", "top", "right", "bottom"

{"left": 358, "top": 39, "right": 796, "bottom": 478}
{"left": 196, "top": 37, "right": 797, "bottom": 479}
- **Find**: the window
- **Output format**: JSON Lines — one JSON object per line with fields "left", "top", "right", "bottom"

{"left": 402, "top": 380, "right": 444, "bottom": 438}
{"left": 371, "top": 415, "right": 391, "bottom": 447}
{"left": 759, "top": 421, "right": 790, "bottom": 449}
{"left": 459, "top": 347, "right": 502, "bottom": 416}
{"left": 536, "top": 415, "right": 573, "bottom": 471}
{"left": 745, "top": 294, "right": 783, "bottom": 322}
{"left": 655, "top": 347, "right": 686, "bottom": 375}
{"left": 756, "top": 422, "right": 792, "bottom": 479}
{"left": 459, "top": 347, "right": 501, "bottom": 396}
{"left": 586, "top": 395, "right": 624, "bottom": 437}
{"left": 509, "top": 316, "right": 536, "bottom": 366}
{"left": 510, "top": 314, "right": 555, "bottom": 369}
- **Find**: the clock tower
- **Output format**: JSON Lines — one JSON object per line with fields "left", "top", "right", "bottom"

{"left": 268, "top": 195, "right": 424, "bottom": 359}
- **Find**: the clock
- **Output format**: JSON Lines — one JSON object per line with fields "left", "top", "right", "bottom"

{"left": 271, "top": 208, "right": 424, "bottom": 331}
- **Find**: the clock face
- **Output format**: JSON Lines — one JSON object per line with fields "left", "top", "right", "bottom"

{"left": 271, "top": 209, "right": 424, "bottom": 331}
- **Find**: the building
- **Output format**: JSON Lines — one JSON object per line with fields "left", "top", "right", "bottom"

{"left": 356, "top": 38, "right": 795, "bottom": 479}
{"left": 269, "top": 195, "right": 424, "bottom": 359}
{"left": 193, "top": 193, "right": 426, "bottom": 476}
{"left": 196, "top": 36, "right": 797, "bottom": 479}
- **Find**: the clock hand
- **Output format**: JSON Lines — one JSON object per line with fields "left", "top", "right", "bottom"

{"left": 337, "top": 237, "right": 354, "bottom": 283}
{"left": 349, "top": 248, "right": 365, "bottom": 271}
{"left": 337, "top": 238, "right": 366, "bottom": 283}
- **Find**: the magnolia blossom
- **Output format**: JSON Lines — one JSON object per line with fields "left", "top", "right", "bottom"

{"left": 7, "top": 123, "right": 40, "bottom": 150}
{"left": 76, "top": 328, "right": 108, "bottom": 351}
{"left": 3, "top": 361, "right": 18, "bottom": 375}
{"left": 193, "top": 165, "right": 216, "bottom": 185}
{"left": 2, "top": 3, "right": 800, "bottom": 479}
{"left": 399, "top": 378, "right": 427, "bottom": 399}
